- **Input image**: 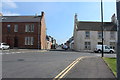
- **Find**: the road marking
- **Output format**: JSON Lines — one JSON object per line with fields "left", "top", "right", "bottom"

{"left": 53, "top": 56, "right": 86, "bottom": 80}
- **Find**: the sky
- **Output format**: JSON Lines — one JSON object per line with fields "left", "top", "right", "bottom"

{"left": 1, "top": 1, "right": 116, "bottom": 44}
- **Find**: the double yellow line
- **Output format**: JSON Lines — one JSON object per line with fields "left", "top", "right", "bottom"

{"left": 53, "top": 56, "right": 86, "bottom": 80}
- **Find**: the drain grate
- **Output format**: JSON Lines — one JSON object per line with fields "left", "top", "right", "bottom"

{"left": 17, "top": 59, "right": 24, "bottom": 61}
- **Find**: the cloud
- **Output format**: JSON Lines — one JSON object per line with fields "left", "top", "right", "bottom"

{"left": 2, "top": 11, "right": 20, "bottom": 16}
{"left": 2, "top": 0, "right": 17, "bottom": 9}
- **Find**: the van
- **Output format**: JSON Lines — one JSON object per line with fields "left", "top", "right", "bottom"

{"left": 94, "top": 45, "right": 115, "bottom": 53}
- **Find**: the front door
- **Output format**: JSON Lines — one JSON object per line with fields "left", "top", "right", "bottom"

{"left": 14, "top": 37, "right": 18, "bottom": 47}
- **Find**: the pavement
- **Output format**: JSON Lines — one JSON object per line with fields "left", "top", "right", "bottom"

{"left": 64, "top": 57, "right": 116, "bottom": 79}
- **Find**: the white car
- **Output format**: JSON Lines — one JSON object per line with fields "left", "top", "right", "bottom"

{"left": 0, "top": 43, "right": 10, "bottom": 50}
{"left": 94, "top": 45, "right": 115, "bottom": 53}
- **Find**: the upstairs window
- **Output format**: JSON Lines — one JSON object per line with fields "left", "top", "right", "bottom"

{"left": 98, "top": 31, "right": 102, "bottom": 39}
{"left": 14, "top": 24, "right": 18, "bottom": 32}
{"left": 85, "top": 31, "right": 90, "bottom": 38}
{"left": 25, "top": 24, "right": 34, "bottom": 32}
{"left": 31, "top": 24, "right": 34, "bottom": 32}
{"left": 7, "top": 24, "right": 11, "bottom": 32}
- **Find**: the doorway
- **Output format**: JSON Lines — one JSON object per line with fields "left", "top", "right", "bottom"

{"left": 14, "top": 37, "right": 18, "bottom": 47}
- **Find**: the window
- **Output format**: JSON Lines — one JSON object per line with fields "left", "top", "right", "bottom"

{"left": 85, "top": 42, "right": 91, "bottom": 50}
{"left": 105, "top": 46, "right": 110, "bottom": 49}
{"left": 98, "top": 42, "right": 102, "bottom": 45}
{"left": 25, "top": 24, "right": 30, "bottom": 32}
{"left": 7, "top": 24, "right": 11, "bottom": 32}
{"left": 85, "top": 31, "right": 90, "bottom": 38}
{"left": 25, "top": 37, "right": 34, "bottom": 45}
{"left": 110, "top": 32, "right": 115, "bottom": 39}
{"left": 14, "top": 24, "right": 18, "bottom": 32}
{"left": 31, "top": 24, "right": 34, "bottom": 32}
{"left": 98, "top": 31, "right": 102, "bottom": 39}
{"left": 25, "top": 24, "right": 34, "bottom": 32}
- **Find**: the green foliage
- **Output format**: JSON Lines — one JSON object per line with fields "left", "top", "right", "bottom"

{"left": 103, "top": 57, "right": 117, "bottom": 76}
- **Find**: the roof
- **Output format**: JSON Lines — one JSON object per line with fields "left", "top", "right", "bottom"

{"left": 1, "top": 16, "right": 42, "bottom": 22}
{"left": 76, "top": 21, "right": 117, "bottom": 31}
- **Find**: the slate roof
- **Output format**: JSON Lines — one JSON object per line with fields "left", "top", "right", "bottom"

{"left": 1, "top": 16, "right": 42, "bottom": 22}
{"left": 76, "top": 21, "right": 117, "bottom": 31}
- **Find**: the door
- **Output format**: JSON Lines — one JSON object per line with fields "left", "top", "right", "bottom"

{"left": 104, "top": 46, "right": 110, "bottom": 52}
{"left": 7, "top": 37, "right": 10, "bottom": 45}
{"left": 14, "top": 37, "right": 18, "bottom": 47}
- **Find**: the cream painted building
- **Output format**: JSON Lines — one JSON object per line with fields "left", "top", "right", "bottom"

{"left": 73, "top": 14, "right": 117, "bottom": 51}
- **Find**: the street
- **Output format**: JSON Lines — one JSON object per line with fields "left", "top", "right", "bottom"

{"left": 1, "top": 49, "right": 116, "bottom": 79}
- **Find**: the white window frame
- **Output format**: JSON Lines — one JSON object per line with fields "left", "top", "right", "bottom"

{"left": 85, "top": 42, "right": 91, "bottom": 50}
{"left": 25, "top": 37, "right": 34, "bottom": 45}
{"left": 7, "top": 24, "right": 11, "bottom": 32}
{"left": 85, "top": 31, "right": 90, "bottom": 38}
{"left": 14, "top": 24, "right": 18, "bottom": 32}
{"left": 98, "top": 31, "right": 102, "bottom": 39}
{"left": 31, "top": 24, "right": 34, "bottom": 32}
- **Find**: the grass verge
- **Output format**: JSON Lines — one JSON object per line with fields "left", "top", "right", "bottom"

{"left": 103, "top": 57, "right": 117, "bottom": 76}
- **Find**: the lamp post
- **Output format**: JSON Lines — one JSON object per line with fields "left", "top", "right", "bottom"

{"left": 101, "top": 0, "right": 104, "bottom": 57}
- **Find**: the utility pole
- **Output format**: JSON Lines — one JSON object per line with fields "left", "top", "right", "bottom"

{"left": 101, "top": 0, "right": 104, "bottom": 57}
{"left": 117, "top": 0, "right": 120, "bottom": 80}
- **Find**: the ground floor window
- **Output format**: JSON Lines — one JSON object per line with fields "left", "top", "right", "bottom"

{"left": 110, "top": 42, "right": 115, "bottom": 49}
{"left": 85, "top": 42, "right": 91, "bottom": 50}
{"left": 25, "top": 37, "right": 34, "bottom": 45}
{"left": 98, "top": 42, "right": 102, "bottom": 45}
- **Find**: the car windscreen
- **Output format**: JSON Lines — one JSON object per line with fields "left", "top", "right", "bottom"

{"left": 2, "top": 43, "right": 8, "bottom": 45}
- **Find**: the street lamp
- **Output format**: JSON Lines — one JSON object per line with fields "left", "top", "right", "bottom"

{"left": 101, "top": 0, "right": 104, "bottom": 57}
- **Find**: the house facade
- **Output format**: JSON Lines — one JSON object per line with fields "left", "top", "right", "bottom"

{"left": 1, "top": 12, "right": 47, "bottom": 49}
{"left": 73, "top": 14, "right": 117, "bottom": 51}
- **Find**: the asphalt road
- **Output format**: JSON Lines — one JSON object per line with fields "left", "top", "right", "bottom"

{"left": 1, "top": 49, "right": 116, "bottom": 79}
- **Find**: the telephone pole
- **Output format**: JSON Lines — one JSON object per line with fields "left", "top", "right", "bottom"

{"left": 101, "top": 0, "right": 104, "bottom": 57}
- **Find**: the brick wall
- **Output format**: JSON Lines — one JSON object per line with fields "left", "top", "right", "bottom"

{"left": 40, "top": 12, "right": 47, "bottom": 49}
{"left": 2, "top": 22, "right": 40, "bottom": 49}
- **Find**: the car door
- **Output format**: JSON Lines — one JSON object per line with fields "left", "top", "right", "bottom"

{"left": 104, "top": 46, "right": 110, "bottom": 52}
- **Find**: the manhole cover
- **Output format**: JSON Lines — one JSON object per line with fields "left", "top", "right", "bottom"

{"left": 18, "top": 59, "right": 24, "bottom": 61}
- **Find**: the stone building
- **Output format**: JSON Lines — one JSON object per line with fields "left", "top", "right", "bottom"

{"left": 73, "top": 14, "right": 117, "bottom": 51}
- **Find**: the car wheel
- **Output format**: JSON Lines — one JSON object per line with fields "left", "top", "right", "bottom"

{"left": 2, "top": 47, "right": 4, "bottom": 50}
{"left": 98, "top": 50, "right": 101, "bottom": 53}
{"left": 110, "top": 51, "right": 114, "bottom": 54}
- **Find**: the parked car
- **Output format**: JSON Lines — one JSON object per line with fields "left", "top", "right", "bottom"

{"left": 0, "top": 43, "right": 10, "bottom": 50}
{"left": 94, "top": 45, "right": 115, "bottom": 53}
{"left": 62, "top": 44, "right": 68, "bottom": 50}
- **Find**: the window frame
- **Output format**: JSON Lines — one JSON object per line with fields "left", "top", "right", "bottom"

{"left": 14, "top": 24, "right": 18, "bottom": 32}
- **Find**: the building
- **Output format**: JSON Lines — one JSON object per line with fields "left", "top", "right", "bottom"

{"left": 46, "top": 35, "right": 57, "bottom": 49}
{"left": 1, "top": 12, "right": 47, "bottom": 49}
{"left": 73, "top": 14, "right": 117, "bottom": 51}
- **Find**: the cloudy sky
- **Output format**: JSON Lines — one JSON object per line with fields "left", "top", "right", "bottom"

{"left": 1, "top": 0, "right": 116, "bottom": 44}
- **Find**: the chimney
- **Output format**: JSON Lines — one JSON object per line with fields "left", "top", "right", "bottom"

{"left": 111, "top": 13, "right": 117, "bottom": 25}
{"left": 41, "top": 11, "right": 44, "bottom": 17}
